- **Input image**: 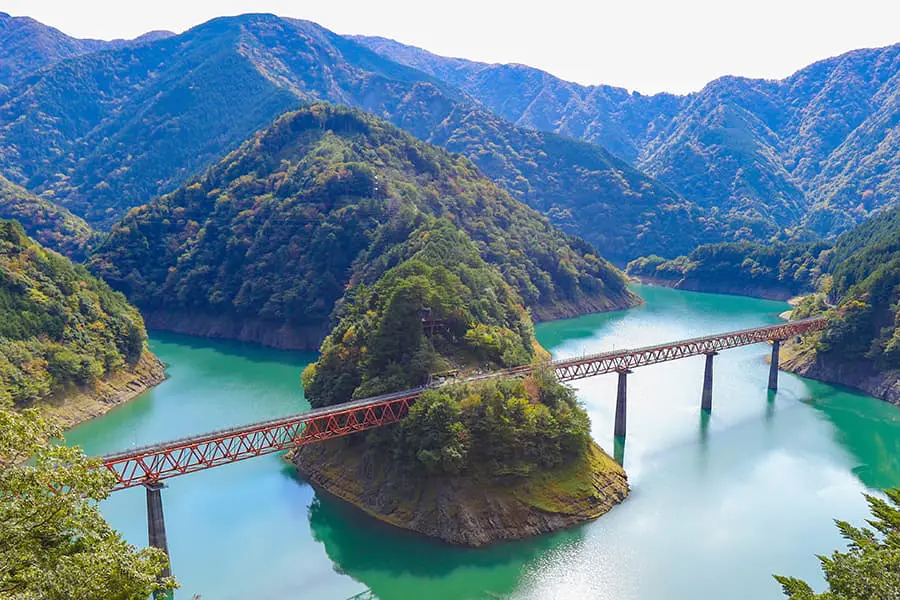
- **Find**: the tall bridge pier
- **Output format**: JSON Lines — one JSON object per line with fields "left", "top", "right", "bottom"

{"left": 146, "top": 482, "right": 171, "bottom": 579}
{"left": 614, "top": 369, "right": 631, "bottom": 438}
{"left": 768, "top": 340, "right": 781, "bottom": 391}
{"left": 701, "top": 352, "right": 717, "bottom": 412}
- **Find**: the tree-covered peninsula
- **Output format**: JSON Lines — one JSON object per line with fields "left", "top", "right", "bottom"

{"left": 0, "top": 219, "right": 163, "bottom": 426}
{"left": 294, "top": 216, "right": 627, "bottom": 545}
{"left": 91, "top": 104, "right": 638, "bottom": 349}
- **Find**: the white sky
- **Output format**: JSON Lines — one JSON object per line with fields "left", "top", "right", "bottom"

{"left": 2, "top": 0, "right": 898, "bottom": 94}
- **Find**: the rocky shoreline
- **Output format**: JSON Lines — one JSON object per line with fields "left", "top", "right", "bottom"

{"left": 142, "top": 309, "right": 330, "bottom": 351}
{"left": 630, "top": 275, "right": 801, "bottom": 301}
{"left": 781, "top": 343, "right": 899, "bottom": 406}
{"left": 38, "top": 349, "right": 167, "bottom": 429}
{"left": 292, "top": 439, "right": 629, "bottom": 547}
{"left": 142, "top": 291, "right": 640, "bottom": 352}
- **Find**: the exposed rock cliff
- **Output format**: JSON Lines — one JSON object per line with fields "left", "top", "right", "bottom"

{"left": 143, "top": 310, "right": 329, "bottom": 351}
{"left": 292, "top": 439, "right": 628, "bottom": 547}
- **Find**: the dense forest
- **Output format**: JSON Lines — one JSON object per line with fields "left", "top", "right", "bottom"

{"left": 90, "top": 104, "right": 637, "bottom": 348}
{"left": 0, "top": 220, "right": 148, "bottom": 408}
{"left": 361, "top": 36, "right": 900, "bottom": 238}
{"left": 300, "top": 211, "right": 592, "bottom": 481}
{"left": 0, "top": 174, "right": 96, "bottom": 260}
{"left": 798, "top": 208, "right": 900, "bottom": 373}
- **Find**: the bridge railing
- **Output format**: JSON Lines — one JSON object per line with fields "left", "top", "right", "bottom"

{"left": 550, "top": 317, "right": 826, "bottom": 381}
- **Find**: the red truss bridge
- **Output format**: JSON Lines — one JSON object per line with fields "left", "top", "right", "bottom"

{"left": 101, "top": 317, "right": 826, "bottom": 491}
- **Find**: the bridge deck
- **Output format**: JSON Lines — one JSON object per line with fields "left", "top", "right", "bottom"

{"left": 100, "top": 317, "right": 825, "bottom": 490}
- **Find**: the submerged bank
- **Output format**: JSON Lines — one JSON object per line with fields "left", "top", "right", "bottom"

{"left": 292, "top": 440, "right": 628, "bottom": 547}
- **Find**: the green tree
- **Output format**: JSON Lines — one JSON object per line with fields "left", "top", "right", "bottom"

{"left": 0, "top": 403, "right": 176, "bottom": 599}
{"left": 774, "top": 488, "right": 900, "bottom": 599}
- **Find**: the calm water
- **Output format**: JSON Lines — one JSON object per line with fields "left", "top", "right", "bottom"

{"left": 66, "top": 285, "right": 900, "bottom": 599}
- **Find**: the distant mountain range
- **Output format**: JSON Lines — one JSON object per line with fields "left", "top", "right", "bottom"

{"left": 0, "top": 12, "right": 897, "bottom": 265}
{"left": 357, "top": 36, "right": 900, "bottom": 238}
{"left": 0, "top": 13, "right": 709, "bottom": 262}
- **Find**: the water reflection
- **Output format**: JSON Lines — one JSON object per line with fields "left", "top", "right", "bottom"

{"left": 307, "top": 492, "right": 588, "bottom": 600}
{"left": 795, "top": 379, "right": 900, "bottom": 489}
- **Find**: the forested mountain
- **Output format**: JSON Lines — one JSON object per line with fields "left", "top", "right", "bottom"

{"left": 0, "top": 220, "right": 153, "bottom": 408}
{"left": 0, "top": 13, "right": 705, "bottom": 262}
{"left": 0, "top": 12, "right": 172, "bottom": 86}
{"left": 0, "top": 12, "right": 107, "bottom": 86}
{"left": 358, "top": 37, "right": 900, "bottom": 238}
{"left": 0, "top": 174, "right": 96, "bottom": 259}
{"left": 90, "top": 105, "right": 637, "bottom": 349}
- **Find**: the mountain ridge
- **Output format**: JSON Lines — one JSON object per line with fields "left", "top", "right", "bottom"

{"left": 0, "top": 12, "right": 708, "bottom": 262}
{"left": 357, "top": 36, "right": 900, "bottom": 237}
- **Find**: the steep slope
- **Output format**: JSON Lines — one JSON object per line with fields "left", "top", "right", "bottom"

{"left": 0, "top": 13, "right": 705, "bottom": 261}
{"left": 354, "top": 36, "right": 684, "bottom": 163}
{"left": 0, "top": 220, "right": 163, "bottom": 423}
{"left": 359, "top": 37, "right": 900, "bottom": 237}
{"left": 90, "top": 104, "right": 638, "bottom": 349}
{"left": 785, "top": 208, "right": 899, "bottom": 403}
{"left": 0, "top": 174, "right": 96, "bottom": 259}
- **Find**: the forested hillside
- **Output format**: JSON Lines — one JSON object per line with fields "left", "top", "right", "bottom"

{"left": 627, "top": 241, "right": 831, "bottom": 300}
{"left": 0, "top": 174, "right": 96, "bottom": 259}
{"left": 628, "top": 209, "right": 899, "bottom": 401}
{"left": 91, "top": 104, "right": 638, "bottom": 349}
{"left": 359, "top": 37, "right": 900, "bottom": 238}
{"left": 0, "top": 13, "right": 706, "bottom": 261}
{"left": 0, "top": 220, "right": 156, "bottom": 409}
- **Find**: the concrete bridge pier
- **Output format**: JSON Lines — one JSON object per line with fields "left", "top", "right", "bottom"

{"left": 701, "top": 352, "right": 717, "bottom": 412}
{"left": 768, "top": 340, "right": 781, "bottom": 391}
{"left": 146, "top": 481, "right": 171, "bottom": 579}
{"left": 614, "top": 369, "right": 632, "bottom": 438}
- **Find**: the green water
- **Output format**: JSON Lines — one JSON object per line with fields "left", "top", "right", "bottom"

{"left": 66, "top": 285, "right": 900, "bottom": 599}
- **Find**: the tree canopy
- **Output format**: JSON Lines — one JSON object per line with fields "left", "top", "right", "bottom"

{"left": 0, "top": 220, "right": 149, "bottom": 409}
{"left": 775, "top": 488, "right": 900, "bottom": 599}
{"left": 0, "top": 403, "right": 175, "bottom": 598}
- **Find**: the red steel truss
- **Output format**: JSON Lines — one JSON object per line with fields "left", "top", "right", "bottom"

{"left": 101, "top": 317, "right": 825, "bottom": 490}
{"left": 103, "top": 392, "right": 418, "bottom": 491}
{"left": 550, "top": 317, "right": 827, "bottom": 382}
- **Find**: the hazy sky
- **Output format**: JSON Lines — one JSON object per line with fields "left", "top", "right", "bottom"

{"left": 3, "top": 0, "right": 898, "bottom": 94}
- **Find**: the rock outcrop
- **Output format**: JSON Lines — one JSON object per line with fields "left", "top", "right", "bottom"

{"left": 292, "top": 439, "right": 628, "bottom": 547}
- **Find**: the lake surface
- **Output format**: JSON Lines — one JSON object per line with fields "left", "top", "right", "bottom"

{"left": 66, "top": 285, "right": 900, "bottom": 599}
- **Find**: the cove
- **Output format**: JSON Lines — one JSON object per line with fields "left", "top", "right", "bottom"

{"left": 65, "top": 285, "right": 900, "bottom": 599}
